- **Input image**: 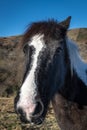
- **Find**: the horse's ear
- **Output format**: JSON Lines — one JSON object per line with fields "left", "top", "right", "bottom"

{"left": 59, "top": 16, "right": 71, "bottom": 30}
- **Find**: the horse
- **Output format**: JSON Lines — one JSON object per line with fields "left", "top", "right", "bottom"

{"left": 14, "top": 16, "right": 87, "bottom": 130}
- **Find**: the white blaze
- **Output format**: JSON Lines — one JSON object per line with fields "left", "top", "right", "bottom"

{"left": 17, "top": 34, "right": 45, "bottom": 117}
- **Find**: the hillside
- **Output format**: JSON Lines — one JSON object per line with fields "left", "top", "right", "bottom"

{"left": 0, "top": 28, "right": 87, "bottom": 97}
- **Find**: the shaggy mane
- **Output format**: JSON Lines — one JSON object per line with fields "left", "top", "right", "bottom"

{"left": 66, "top": 39, "right": 87, "bottom": 85}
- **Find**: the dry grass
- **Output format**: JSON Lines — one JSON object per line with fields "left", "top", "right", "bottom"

{"left": 0, "top": 97, "right": 59, "bottom": 130}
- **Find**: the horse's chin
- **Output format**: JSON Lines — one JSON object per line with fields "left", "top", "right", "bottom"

{"left": 31, "top": 117, "right": 44, "bottom": 125}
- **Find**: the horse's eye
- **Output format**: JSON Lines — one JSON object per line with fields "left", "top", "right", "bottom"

{"left": 56, "top": 47, "right": 63, "bottom": 53}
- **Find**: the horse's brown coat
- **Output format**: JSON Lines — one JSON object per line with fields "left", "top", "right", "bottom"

{"left": 52, "top": 94, "right": 87, "bottom": 130}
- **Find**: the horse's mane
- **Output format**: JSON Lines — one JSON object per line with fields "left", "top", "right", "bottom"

{"left": 66, "top": 38, "right": 87, "bottom": 85}
{"left": 23, "top": 20, "right": 66, "bottom": 46}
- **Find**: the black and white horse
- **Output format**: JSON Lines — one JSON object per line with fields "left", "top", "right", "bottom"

{"left": 14, "top": 17, "right": 87, "bottom": 130}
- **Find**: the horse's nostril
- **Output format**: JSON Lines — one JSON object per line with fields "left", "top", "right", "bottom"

{"left": 32, "top": 99, "right": 44, "bottom": 118}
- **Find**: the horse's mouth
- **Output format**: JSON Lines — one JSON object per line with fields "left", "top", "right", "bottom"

{"left": 20, "top": 115, "right": 44, "bottom": 125}
{"left": 31, "top": 117, "right": 44, "bottom": 125}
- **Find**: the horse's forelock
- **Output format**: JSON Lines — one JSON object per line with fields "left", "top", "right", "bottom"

{"left": 22, "top": 20, "right": 67, "bottom": 47}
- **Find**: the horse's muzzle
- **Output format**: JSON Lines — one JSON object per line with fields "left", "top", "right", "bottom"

{"left": 16, "top": 99, "right": 44, "bottom": 125}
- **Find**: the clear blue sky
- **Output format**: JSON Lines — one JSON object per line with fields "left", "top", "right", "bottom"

{"left": 0, "top": 0, "right": 87, "bottom": 37}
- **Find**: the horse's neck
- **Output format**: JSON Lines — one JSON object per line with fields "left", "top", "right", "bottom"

{"left": 51, "top": 70, "right": 87, "bottom": 130}
{"left": 58, "top": 67, "right": 87, "bottom": 106}
{"left": 52, "top": 91, "right": 87, "bottom": 130}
